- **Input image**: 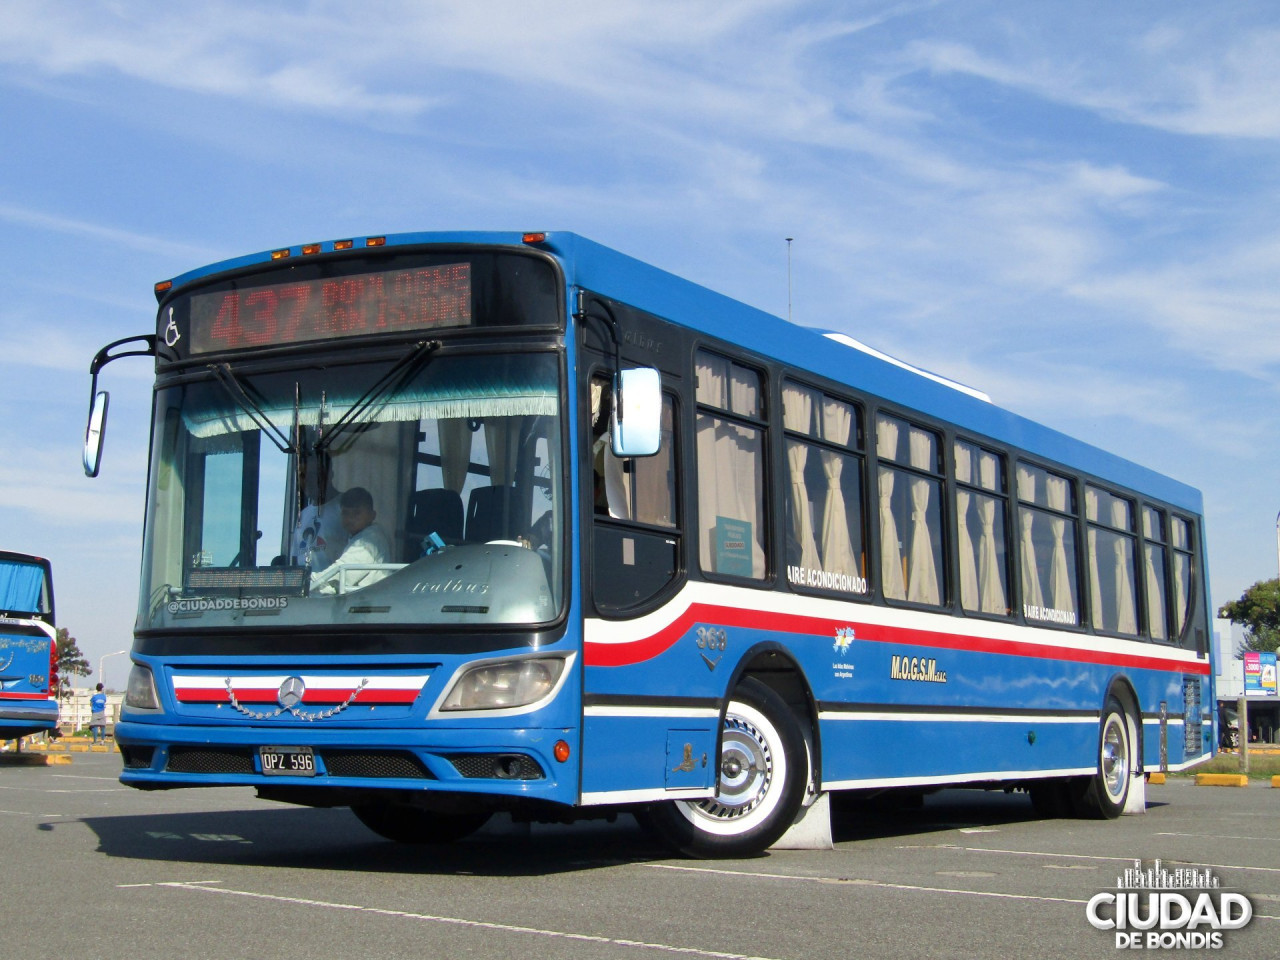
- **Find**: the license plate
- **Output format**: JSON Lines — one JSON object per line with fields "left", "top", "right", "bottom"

{"left": 259, "top": 745, "right": 316, "bottom": 777}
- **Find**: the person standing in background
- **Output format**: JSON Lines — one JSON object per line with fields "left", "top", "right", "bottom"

{"left": 89, "top": 683, "right": 107, "bottom": 744}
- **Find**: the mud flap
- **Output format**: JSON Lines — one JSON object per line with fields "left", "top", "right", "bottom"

{"left": 1123, "top": 711, "right": 1146, "bottom": 815}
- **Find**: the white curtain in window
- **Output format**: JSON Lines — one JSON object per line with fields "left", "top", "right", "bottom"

{"left": 877, "top": 419, "right": 906, "bottom": 600}
{"left": 955, "top": 445, "right": 979, "bottom": 610}
{"left": 1087, "top": 489, "right": 1104, "bottom": 628}
{"left": 1112, "top": 498, "right": 1138, "bottom": 634}
{"left": 1045, "top": 473, "right": 1074, "bottom": 617}
{"left": 1145, "top": 546, "right": 1167, "bottom": 639}
{"left": 1173, "top": 554, "right": 1190, "bottom": 635}
{"left": 782, "top": 385, "right": 820, "bottom": 570}
{"left": 1018, "top": 465, "right": 1044, "bottom": 611}
{"left": 339, "top": 421, "right": 411, "bottom": 545}
{"left": 977, "top": 452, "right": 1006, "bottom": 614}
{"left": 730, "top": 364, "right": 758, "bottom": 419}
{"left": 820, "top": 398, "right": 857, "bottom": 574}
{"left": 590, "top": 380, "right": 630, "bottom": 519}
{"left": 697, "top": 356, "right": 764, "bottom": 578}
{"left": 906, "top": 427, "right": 940, "bottom": 604}
{"left": 438, "top": 419, "right": 473, "bottom": 493}
{"left": 482, "top": 418, "right": 521, "bottom": 486}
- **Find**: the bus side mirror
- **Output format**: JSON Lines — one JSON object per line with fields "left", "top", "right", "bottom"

{"left": 83, "top": 391, "right": 109, "bottom": 477}
{"left": 611, "top": 367, "right": 662, "bottom": 458}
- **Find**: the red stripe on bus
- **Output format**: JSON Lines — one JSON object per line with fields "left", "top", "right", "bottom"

{"left": 584, "top": 602, "right": 1211, "bottom": 676}
{"left": 0, "top": 691, "right": 51, "bottom": 700}
{"left": 174, "top": 687, "right": 419, "bottom": 705}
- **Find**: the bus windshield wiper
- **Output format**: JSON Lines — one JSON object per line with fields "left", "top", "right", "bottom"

{"left": 315, "top": 340, "right": 441, "bottom": 455}
{"left": 207, "top": 362, "right": 296, "bottom": 454}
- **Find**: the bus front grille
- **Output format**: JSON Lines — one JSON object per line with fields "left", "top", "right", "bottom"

{"left": 321, "top": 750, "right": 433, "bottom": 779}
{"left": 167, "top": 746, "right": 255, "bottom": 774}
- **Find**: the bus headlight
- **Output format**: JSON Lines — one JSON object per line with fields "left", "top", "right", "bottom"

{"left": 124, "top": 664, "right": 160, "bottom": 711}
{"left": 440, "top": 657, "right": 565, "bottom": 712}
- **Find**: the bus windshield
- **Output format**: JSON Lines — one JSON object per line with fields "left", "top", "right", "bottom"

{"left": 138, "top": 350, "right": 564, "bottom": 632}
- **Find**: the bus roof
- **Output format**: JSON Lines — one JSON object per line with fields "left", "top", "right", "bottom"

{"left": 163, "top": 230, "right": 1202, "bottom": 513}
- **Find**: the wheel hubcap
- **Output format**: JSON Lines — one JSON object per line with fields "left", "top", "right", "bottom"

{"left": 692, "top": 714, "right": 773, "bottom": 822}
{"left": 1101, "top": 714, "right": 1128, "bottom": 801}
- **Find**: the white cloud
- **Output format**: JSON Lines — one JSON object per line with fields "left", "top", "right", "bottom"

{"left": 0, "top": 201, "right": 217, "bottom": 262}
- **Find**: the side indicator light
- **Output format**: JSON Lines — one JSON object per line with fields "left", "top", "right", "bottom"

{"left": 554, "top": 740, "right": 571, "bottom": 763}
{"left": 522, "top": 232, "right": 547, "bottom": 244}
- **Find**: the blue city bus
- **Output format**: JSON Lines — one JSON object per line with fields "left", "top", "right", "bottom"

{"left": 0, "top": 551, "right": 60, "bottom": 741}
{"left": 84, "top": 231, "right": 1213, "bottom": 856}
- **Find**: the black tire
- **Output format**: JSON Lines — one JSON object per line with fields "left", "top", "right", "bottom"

{"left": 1027, "top": 779, "right": 1074, "bottom": 818}
{"left": 351, "top": 803, "right": 492, "bottom": 844}
{"left": 1075, "top": 697, "right": 1132, "bottom": 819}
{"left": 642, "top": 677, "right": 807, "bottom": 858}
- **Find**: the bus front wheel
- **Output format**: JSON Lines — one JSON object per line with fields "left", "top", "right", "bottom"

{"left": 351, "top": 803, "right": 492, "bottom": 844}
{"left": 642, "top": 677, "right": 807, "bottom": 858}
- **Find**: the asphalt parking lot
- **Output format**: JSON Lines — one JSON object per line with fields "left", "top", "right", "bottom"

{"left": 2, "top": 751, "right": 1276, "bottom": 960}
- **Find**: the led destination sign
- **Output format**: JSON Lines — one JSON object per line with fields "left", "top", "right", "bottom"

{"left": 188, "top": 262, "right": 472, "bottom": 354}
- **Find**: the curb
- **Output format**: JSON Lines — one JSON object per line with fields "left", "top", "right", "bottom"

{"left": 1195, "top": 773, "right": 1250, "bottom": 787}
{"left": 1147, "top": 772, "right": 1166, "bottom": 785}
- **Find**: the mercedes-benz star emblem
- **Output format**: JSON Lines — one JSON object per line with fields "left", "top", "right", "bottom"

{"left": 278, "top": 676, "right": 306, "bottom": 709}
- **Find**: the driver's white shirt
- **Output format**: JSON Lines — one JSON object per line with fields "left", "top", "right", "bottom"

{"left": 310, "top": 523, "right": 393, "bottom": 594}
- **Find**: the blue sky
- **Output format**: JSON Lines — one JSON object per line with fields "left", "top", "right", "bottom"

{"left": 2, "top": 1, "right": 1277, "bottom": 682}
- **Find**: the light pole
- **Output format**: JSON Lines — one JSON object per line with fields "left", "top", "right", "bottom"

{"left": 786, "top": 237, "right": 794, "bottom": 323}
{"left": 98, "top": 650, "right": 128, "bottom": 692}
{"left": 1275, "top": 510, "right": 1279, "bottom": 581}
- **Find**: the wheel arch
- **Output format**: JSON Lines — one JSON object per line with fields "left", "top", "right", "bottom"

{"left": 722, "top": 641, "right": 821, "bottom": 791}
{"left": 1101, "top": 673, "right": 1143, "bottom": 774}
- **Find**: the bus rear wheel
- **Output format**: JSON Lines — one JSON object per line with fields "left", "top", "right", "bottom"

{"left": 1075, "top": 697, "right": 1132, "bottom": 819}
{"left": 642, "top": 678, "right": 806, "bottom": 859}
{"left": 351, "top": 803, "right": 492, "bottom": 844}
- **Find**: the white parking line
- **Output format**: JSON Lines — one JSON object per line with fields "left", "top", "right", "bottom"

{"left": 144, "top": 881, "right": 784, "bottom": 960}
{"left": 1156, "top": 832, "right": 1278, "bottom": 842}
{"left": 955, "top": 845, "right": 1280, "bottom": 877}
{"left": 643, "top": 864, "right": 1280, "bottom": 923}
{"left": 646, "top": 864, "right": 1089, "bottom": 907}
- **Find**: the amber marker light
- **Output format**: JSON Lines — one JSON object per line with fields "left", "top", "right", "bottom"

{"left": 301, "top": 243, "right": 322, "bottom": 256}
{"left": 270, "top": 248, "right": 291, "bottom": 260}
{"left": 522, "top": 232, "right": 547, "bottom": 244}
{"left": 154, "top": 280, "right": 173, "bottom": 296}
{"left": 554, "top": 740, "right": 571, "bottom": 763}
{"left": 334, "top": 239, "right": 354, "bottom": 250}
{"left": 366, "top": 236, "right": 386, "bottom": 247}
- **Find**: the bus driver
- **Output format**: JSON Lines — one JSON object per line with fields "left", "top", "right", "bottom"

{"left": 309, "top": 487, "right": 392, "bottom": 595}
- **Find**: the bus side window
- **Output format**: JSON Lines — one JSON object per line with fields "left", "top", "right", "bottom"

{"left": 1085, "top": 486, "right": 1139, "bottom": 637}
{"left": 1170, "top": 516, "right": 1195, "bottom": 642}
{"left": 877, "top": 414, "right": 945, "bottom": 606}
{"left": 954, "top": 439, "right": 1010, "bottom": 616}
{"left": 1142, "top": 505, "right": 1169, "bottom": 641}
{"left": 1016, "top": 462, "right": 1081, "bottom": 627}
{"left": 783, "top": 381, "right": 868, "bottom": 599}
{"left": 695, "top": 351, "right": 767, "bottom": 581}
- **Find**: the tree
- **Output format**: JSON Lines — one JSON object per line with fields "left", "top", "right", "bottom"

{"left": 1218, "top": 579, "right": 1280, "bottom": 657}
{"left": 54, "top": 627, "right": 90, "bottom": 701}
